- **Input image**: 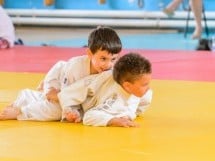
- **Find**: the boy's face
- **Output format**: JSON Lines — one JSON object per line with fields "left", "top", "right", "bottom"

{"left": 123, "top": 73, "right": 151, "bottom": 97}
{"left": 87, "top": 49, "right": 119, "bottom": 74}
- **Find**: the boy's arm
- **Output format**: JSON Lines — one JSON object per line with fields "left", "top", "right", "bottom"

{"left": 58, "top": 74, "right": 97, "bottom": 110}
{"left": 58, "top": 74, "right": 99, "bottom": 122}
{"left": 83, "top": 109, "right": 138, "bottom": 127}
{"left": 136, "top": 89, "right": 153, "bottom": 116}
{"left": 58, "top": 71, "right": 112, "bottom": 110}
{"left": 83, "top": 95, "right": 139, "bottom": 127}
{"left": 43, "top": 61, "right": 66, "bottom": 92}
{"left": 46, "top": 87, "right": 60, "bottom": 103}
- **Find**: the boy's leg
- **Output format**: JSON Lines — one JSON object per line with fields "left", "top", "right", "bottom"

{"left": 0, "top": 105, "right": 21, "bottom": 120}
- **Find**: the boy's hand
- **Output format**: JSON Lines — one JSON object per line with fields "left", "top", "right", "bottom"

{"left": 62, "top": 108, "right": 82, "bottom": 123}
{"left": 107, "top": 117, "right": 139, "bottom": 128}
{"left": 37, "top": 80, "right": 44, "bottom": 91}
{"left": 46, "top": 88, "right": 60, "bottom": 103}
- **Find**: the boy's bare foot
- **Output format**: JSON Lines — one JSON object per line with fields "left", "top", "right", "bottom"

{"left": 61, "top": 108, "right": 82, "bottom": 123}
{"left": 163, "top": 8, "right": 175, "bottom": 17}
{"left": 0, "top": 105, "right": 20, "bottom": 120}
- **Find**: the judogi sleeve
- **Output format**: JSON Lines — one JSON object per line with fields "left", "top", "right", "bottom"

{"left": 83, "top": 109, "right": 114, "bottom": 127}
{"left": 58, "top": 71, "right": 112, "bottom": 110}
{"left": 63, "top": 55, "right": 90, "bottom": 85}
{"left": 83, "top": 94, "right": 140, "bottom": 127}
{"left": 43, "top": 61, "right": 66, "bottom": 93}
{"left": 136, "top": 89, "right": 153, "bottom": 116}
{"left": 83, "top": 95, "right": 121, "bottom": 127}
{"left": 58, "top": 76, "right": 93, "bottom": 109}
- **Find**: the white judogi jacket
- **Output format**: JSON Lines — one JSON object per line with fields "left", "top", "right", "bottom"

{"left": 58, "top": 71, "right": 153, "bottom": 126}
{"left": 43, "top": 55, "right": 90, "bottom": 93}
{"left": 15, "top": 55, "right": 91, "bottom": 121}
{"left": 0, "top": 6, "right": 15, "bottom": 47}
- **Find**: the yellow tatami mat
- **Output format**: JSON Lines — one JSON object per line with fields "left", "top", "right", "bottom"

{"left": 0, "top": 72, "right": 215, "bottom": 161}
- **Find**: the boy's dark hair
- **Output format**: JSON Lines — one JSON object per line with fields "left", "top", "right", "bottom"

{"left": 113, "top": 53, "right": 152, "bottom": 85}
{"left": 88, "top": 26, "right": 122, "bottom": 54}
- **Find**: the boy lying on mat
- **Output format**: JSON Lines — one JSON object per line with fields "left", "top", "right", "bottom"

{"left": 0, "top": 26, "right": 121, "bottom": 122}
{"left": 59, "top": 53, "right": 153, "bottom": 127}
{"left": 0, "top": 53, "right": 152, "bottom": 128}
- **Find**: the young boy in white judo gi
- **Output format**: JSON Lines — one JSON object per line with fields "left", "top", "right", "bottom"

{"left": 58, "top": 53, "right": 153, "bottom": 127}
{"left": 0, "top": 26, "right": 122, "bottom": 121}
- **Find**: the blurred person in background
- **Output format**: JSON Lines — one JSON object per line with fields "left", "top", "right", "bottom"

{"left": 0, "top": 5, "right": 15, "bottom": 49}
{"left": 163, "top": 0, "right": 202, "bottom": 39}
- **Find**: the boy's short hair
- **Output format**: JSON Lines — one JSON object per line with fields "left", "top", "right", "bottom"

{"left": 88, "top": 26, "right": 122, "bottom": 54}
{"left": 113, "top": 53, "right": 152, "bottom": 85}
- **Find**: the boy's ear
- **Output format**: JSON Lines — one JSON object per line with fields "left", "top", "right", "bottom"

{"left": 122, "top": 81, "right": 131, "bottom": 93}
{"left": 86, "top": 48, "right": 93, "bottom": 58}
